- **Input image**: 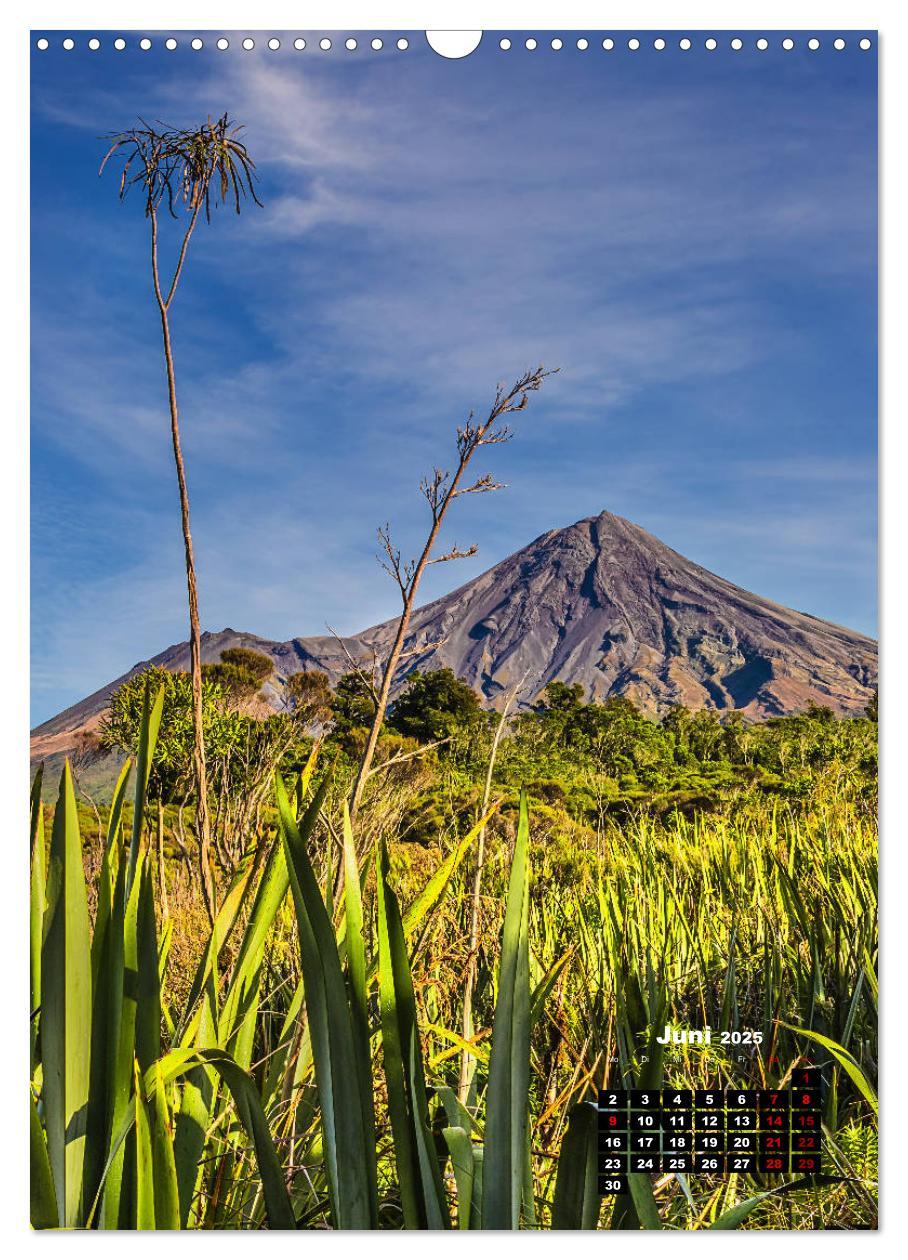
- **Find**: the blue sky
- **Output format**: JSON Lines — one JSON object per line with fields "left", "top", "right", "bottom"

{"left": 31, "top": 33, "right": 877, "bottom": 724}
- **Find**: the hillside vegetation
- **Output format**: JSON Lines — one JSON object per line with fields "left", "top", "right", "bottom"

{"left": 29, "top": 658, "right": 878, "bottom": 1229}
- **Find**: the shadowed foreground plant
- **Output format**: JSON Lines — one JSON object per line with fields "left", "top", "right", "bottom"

{"left": 29, "top": 686, "right": 292, "bottom": 1230}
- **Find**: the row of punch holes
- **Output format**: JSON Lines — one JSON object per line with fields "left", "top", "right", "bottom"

{"left": 35, "top": 34, "right": 874, "bottom": 53}
{"left": 35, "top": 36, "right": 411, "bottom": 52}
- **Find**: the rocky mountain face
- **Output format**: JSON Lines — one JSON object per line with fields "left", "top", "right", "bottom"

{"left": 31, "top": 510, "right": 877, "bottom": 762}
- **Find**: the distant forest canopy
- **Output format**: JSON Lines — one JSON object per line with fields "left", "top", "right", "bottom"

{"left": 82, "top": 649, "right": 878, "bottom": 851}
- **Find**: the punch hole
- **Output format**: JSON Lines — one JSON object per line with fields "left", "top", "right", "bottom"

{"left": 602, "top": 38, "right": 614, "bottom": 50}
{"left": 577, "top": 38, "right": 588, "bottom": 50}
{"left": 36, "top": 37, "right": 49, "bottom": 50}
{"left": 757, "top": 38, "right": 769, "bottom": 50}
{"left": 426, "top": 31, "right": 482, "bottom": 58}
{"left": 268, "top": 38, "right": 280, "bottom": 50}
{"left": 679, "top": 38, "right": 691, "bottom": 51}
{"left": 628, "top": 38, "right": 640, "bottom": 51}
{"left": 808, "top": 38, "right": 820, "bottom": 50}
{"left": 500, "top": 38, "right": 511, "bottom": 49}
{"left": 654, "top": 38, "right": 666, "bottom": 50}
{"left": 191, "top": 38, "right": 203, "bottom": 50}
{"left": 346, "top": 38, "right": 357, "bottom": 50}
{"left": 140, "top": 38, "right": 152, "bottom": 50}
{"left": 526, "top": 37, "right": 537, "bottom": 50}
{"left": 320, "top": 38, "right": 331, "bottom": 50}
{"left": 217, "top": 37, "right": 229, "bottom": 50}
{"left": 62, "top": 37, "right": 74, "bottom": 50}
{"left": 705, "top": 38, "right": 718, "bottom": 51}
{"left": 242, "top": 38, "right": 255, "bottom": 50}
{"left": 782, "top": 38, "right": 794, "bottom": 50}
{"left": 372, "top": 38, "right": 383, "bottom": 49}
{"left": 114, "top": 37, "right": 126, "bottom": 50}
{"left": 88, "top": 37, "right": 100, "bottom": 51}
{"left": 294, "top": 38, "right": 306, "bottom": 50}
{"left": 834, "top": 38, "right": 846, "bottom": 50}
{"left": 860, "top": 38, "right": 872, "bottom": 50}
{"left": 397, "top": 38, "right": 409, "bottom": 50}
{"left": 551, "top": 38, "right": 562, "bottom": 50}
{"left": 165, "top": 38, "right": 177, "bottom": 51}
{"left": 731, "top": 38, "right": 743, "bottom": 50}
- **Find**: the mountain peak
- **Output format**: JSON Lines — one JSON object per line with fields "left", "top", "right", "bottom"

{"left": 31, "top": 511, "right": 877, "bottom": 752}
{"left": 364, "top": 509, "right": 876, "bottom": 716}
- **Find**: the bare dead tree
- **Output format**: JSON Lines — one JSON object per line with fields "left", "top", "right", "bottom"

{"left": 101, "top": 116, "right": 261, "bottom": 920}
{"left": 348, "top": 366, "right": 555, "bottom": 819}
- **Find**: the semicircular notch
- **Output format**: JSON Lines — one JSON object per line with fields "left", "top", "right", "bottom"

{"left": 426, "top": 31, "right": 483, "bottom": 59}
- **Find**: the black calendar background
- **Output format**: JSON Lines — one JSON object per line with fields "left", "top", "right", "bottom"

{"left": 597, "top": 1066, "right": 823, "bottom": 1195}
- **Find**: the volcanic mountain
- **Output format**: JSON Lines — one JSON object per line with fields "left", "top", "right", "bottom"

{"left": 31, "top": 510, "right": 878, "bottom": 765}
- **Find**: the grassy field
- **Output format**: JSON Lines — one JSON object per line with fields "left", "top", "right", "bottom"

{"left": 29, "top": 685, "right": 878, "bottom": 1230}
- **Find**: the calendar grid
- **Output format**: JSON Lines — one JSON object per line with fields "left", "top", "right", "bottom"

{"left": 597, "top": 1068, "right": 823, "bottom": 1195}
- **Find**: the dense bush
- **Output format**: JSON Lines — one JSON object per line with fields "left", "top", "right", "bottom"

{"left": 97, "top": 663, "right": 877, "bottom": 854}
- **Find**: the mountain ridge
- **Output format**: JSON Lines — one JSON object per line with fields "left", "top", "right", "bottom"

{"left": 31, "top": 509, "right": 877, "bottom": 760}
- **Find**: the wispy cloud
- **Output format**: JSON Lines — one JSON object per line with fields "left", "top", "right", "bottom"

{"left": 30, "top": 42, "right": 877, "bottom": 721}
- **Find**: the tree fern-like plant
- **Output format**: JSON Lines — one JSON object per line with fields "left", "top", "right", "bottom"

{"left": 101, "top": 116, "right": 262, "bottom": 919}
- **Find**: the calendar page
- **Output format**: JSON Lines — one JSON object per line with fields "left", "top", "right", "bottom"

{"left": 29, "top": 29, "right": 877, "bottom": 1231}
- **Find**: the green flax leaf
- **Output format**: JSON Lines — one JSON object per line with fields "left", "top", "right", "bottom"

{"left": 40, "top": 762, "right": 92, "bottom": 1227}
{"left": 276, "top": 771, "right": 377, "bottom": 1228}
{"left": 376, "top": 840, "right": 449, "bottom": 1229}
{"left": 30, "top": 1088, "right": 59, "bottom": 1229}
{"left": 551, "top": 1102, "right": 599, "bottom": 1229}
{"left": 482, "top": 791, "right": 531, "bottom": 1229}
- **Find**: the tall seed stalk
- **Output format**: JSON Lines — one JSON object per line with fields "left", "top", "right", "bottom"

{"left": 101, "top": 116, "right": 261, "bottom": 918}
{"left": 349, "top": 367, "right": 554, "bottom": 819}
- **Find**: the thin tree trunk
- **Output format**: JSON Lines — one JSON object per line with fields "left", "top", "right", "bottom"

{"left": 348, "top": 514, "right": 448, "bottom": 821}
{"left": 347, "top": 369, "right": 548, "bottom": 821}
{"left": 151, "top": 207, "right": 216, "bottom": 921}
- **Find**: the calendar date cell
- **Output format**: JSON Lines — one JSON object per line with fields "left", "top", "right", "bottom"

{"left": 727, "top": 1153, "right": 757, "bottom": 1174}
{"left": 631, "top": 1090, "right": 660, "bottom": 1108}
{"left": 632, "top": 1132, "right": 659, "bottom": 1151}
{"left": 759, "top": 1154, "right": 789, "bottom": 1174}
{"left": 631, "top": 1110, "right": 661, "bottom": 1129}
{"left": 759, "top": 1133, "right": 787, "bottom": 1152}
{"left": 662, "top": 1089, "right": 692, "bottom": 1109}
{"left": 663, "top": 1132, "right": 692, "bottom": 1152}
{"left": 727, "top": 1132, "right": 756, "bottom": 1152}
{"left": 663, "top": 1154, "right": 693, "bottom": 1173}
{"left": 760, "top": 1111, "right": 789, "bottom": 1131}
{"left": 662, "top": 1111, "right": 692, "bottom": 1130}
{"left": 726, "top": 1090, "right": 758, "bottom": 1108}
{"left": 630, "top": 1154, "right": 660, "bottom": 1174}
{"left": 759, "top": 1090, "right": 789, "bottom": 1109}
